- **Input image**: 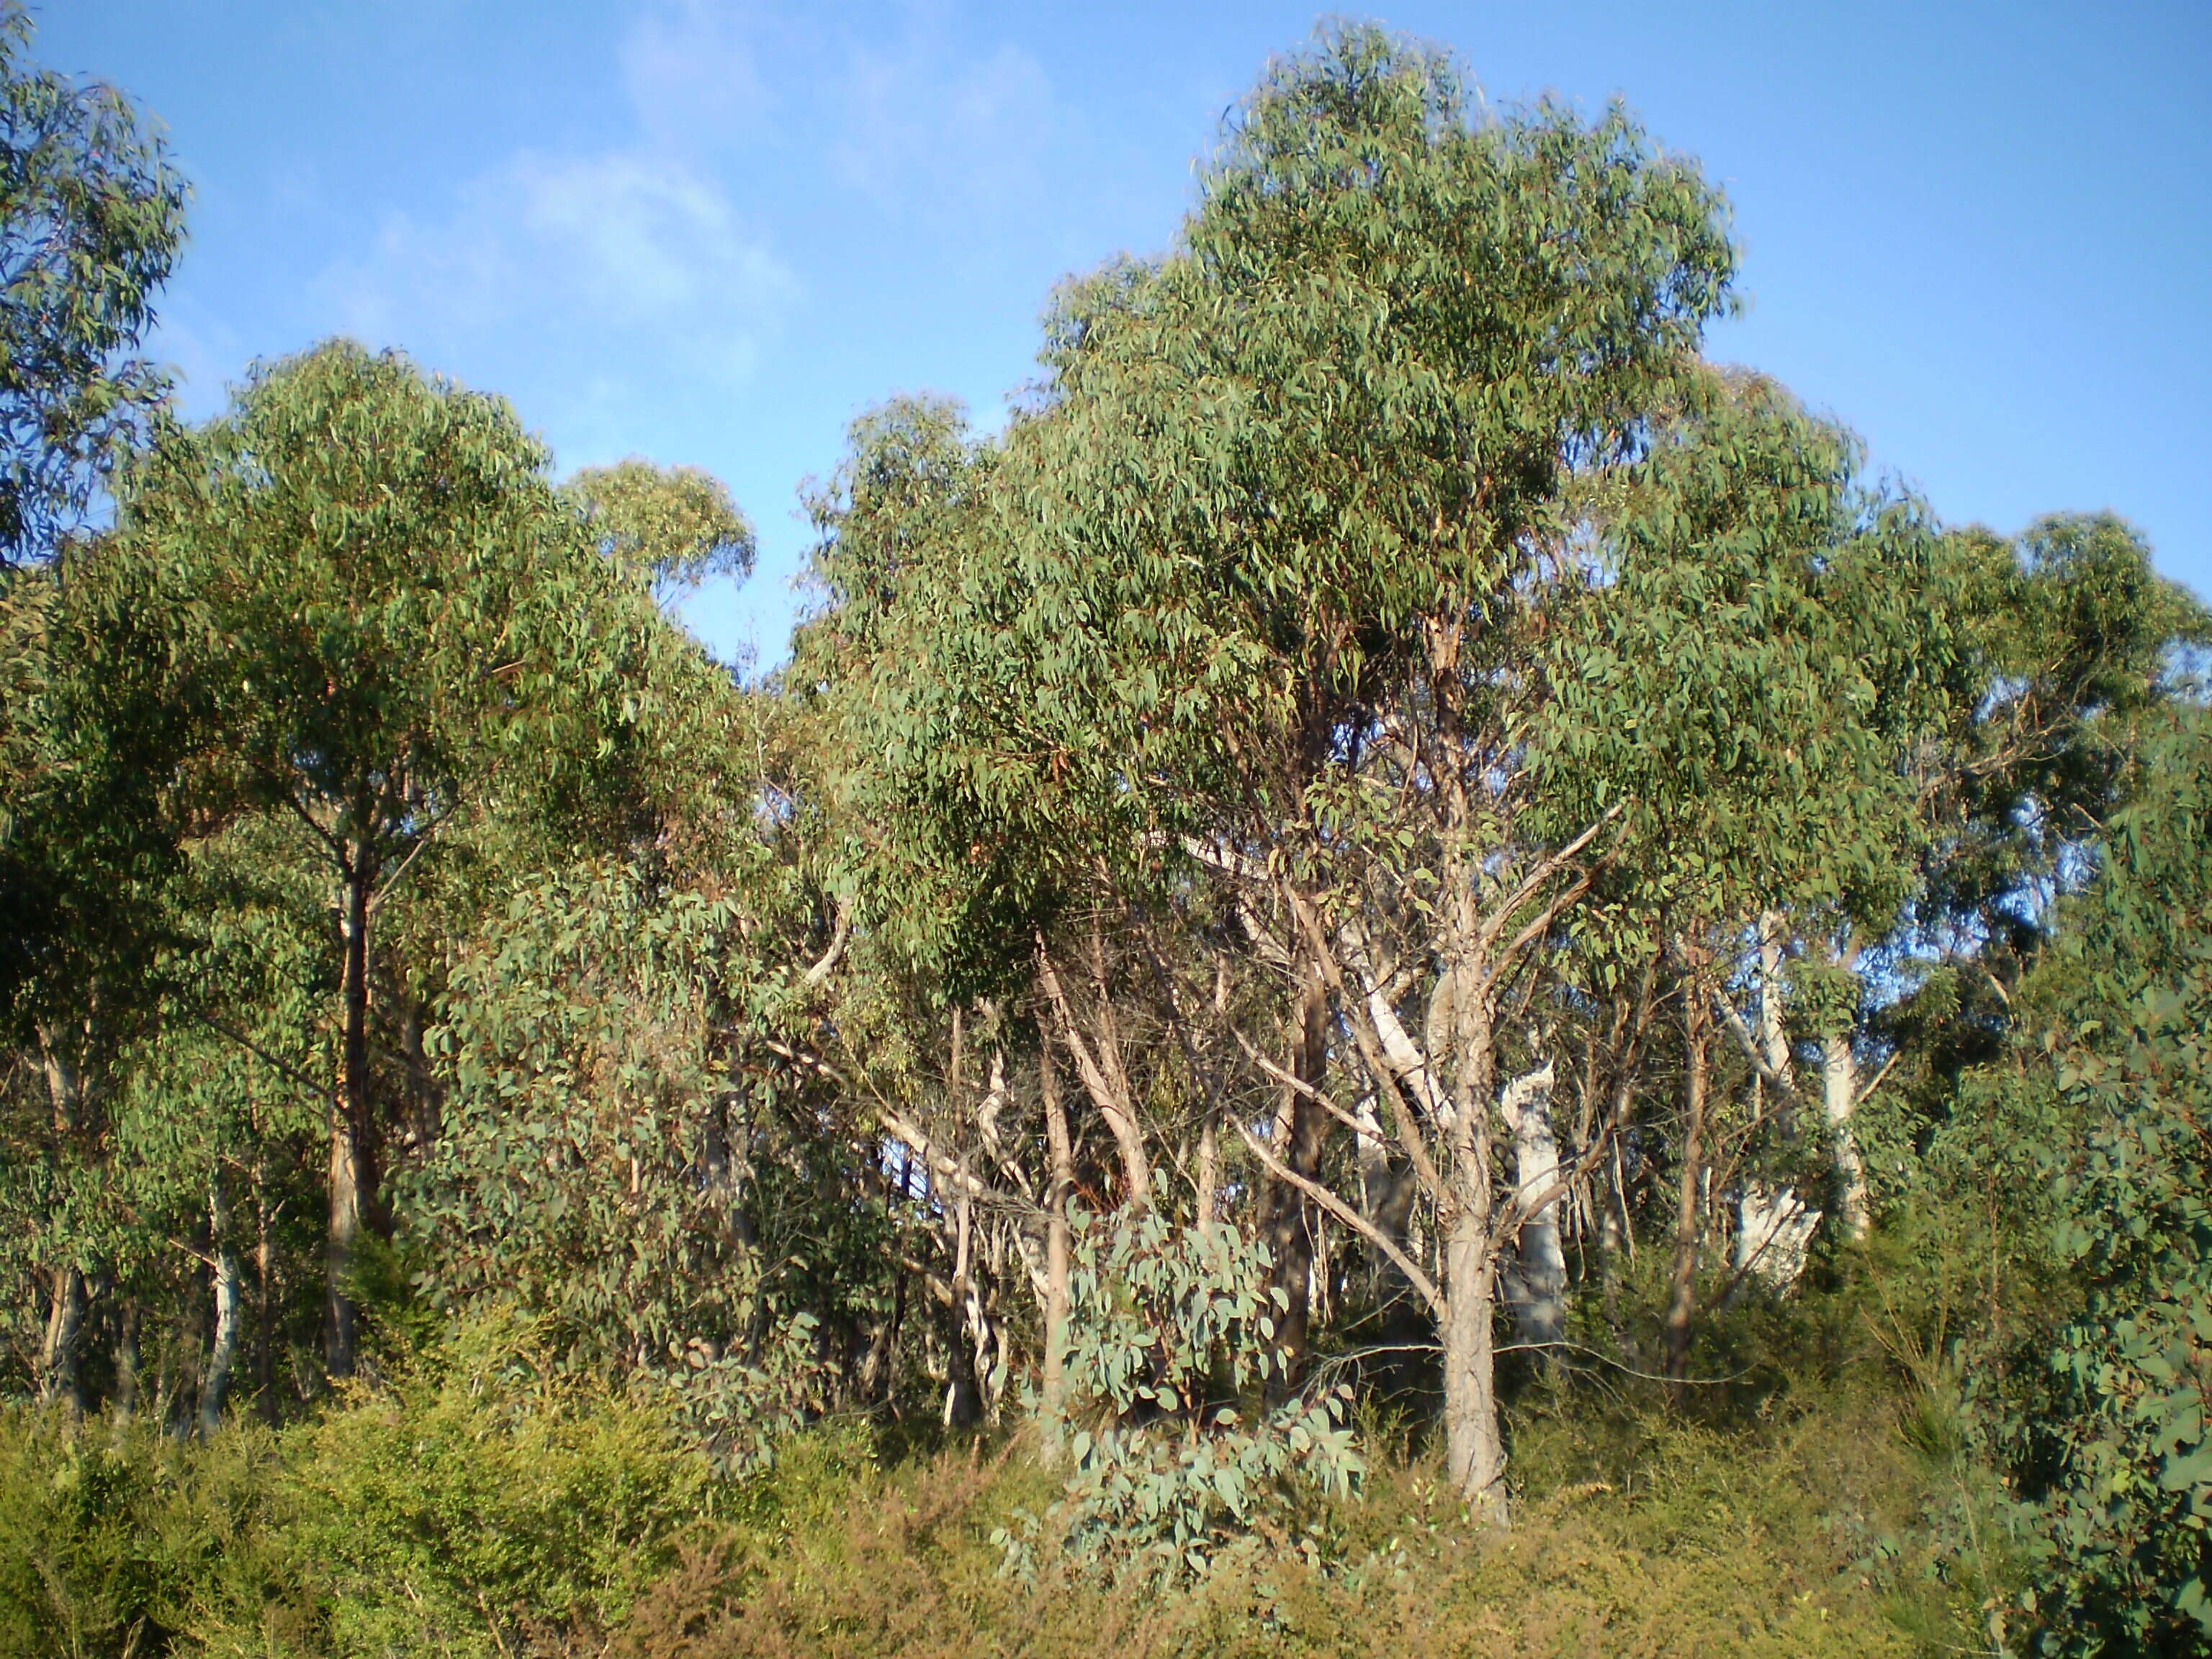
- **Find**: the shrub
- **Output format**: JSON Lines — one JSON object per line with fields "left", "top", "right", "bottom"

{"left": 999, "top": 1212, "right": 1363, "bottom": 1585}
{"left": 255, "top": 1312, "right": 715, "bottom": 1658}
{"left": 0, "top": 1411, "right": 286, "bottom": 1659}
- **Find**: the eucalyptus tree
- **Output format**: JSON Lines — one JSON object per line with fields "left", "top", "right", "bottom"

{"left": 106, "top": 919, "right": 325, "bottom": 1431}
{"left": 0, "top": 0, "right": 184, "bottom": 570}
{"left": 565, "top": 458, "right": 756, "bottom": 613}
{"left": 1890, "top": 511, "right": 2208, "bottom": 1056}
{"left": 0, "top": 0, "right": 187, "bottom": 1401}
{"left": 1033, "top": 33, "right": 1737, "bottom": 1515}
{"left": 0, "top": 526, "right": 207, "bottom": 1407}
{"left": 1572, "top": 371, "right": 1972, "bottom": 1323}
{"left": 793, "top": 396, "right": 1114, "bottom": 1426}
{"left": 812, "top": 27, "right": 1739, "bottom": 1513}
{"left": 108, "top": 341, "right": 671, "bottom": 1378}
{"left": 1925, "top": 704, "right": 2212, "bottom": 1652}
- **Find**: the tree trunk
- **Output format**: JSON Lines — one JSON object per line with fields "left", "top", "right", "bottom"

{"left": 1820, "top": 1032, "right": 1870, "bottom": 1241}
{"left": 115, "top": 1300, "right": 143, "bottom": 1422}
{"left": 1442, "top": 1213, "right": 1506, "bottom": 1523}
{"left": 943, "top": 1151, "right": 981, "bottom": 1429}
{"left": 1263, "top": 954, "right": 1330, "bottom": 1382}
{"left": 35, "top": 1025, "right": 89, "bottom": 1413}
{"left": 1755, "top": 912, "right": 1795, "bottom": 1135}
{"left": 253, "top": 1155, "right": 276, "bottom": 1424}
{"left": 1599, "top": 1159, "right": 1627, "bottom": 1344}
{"left": 1499, "top": 1060, "right": 1565, "bottom": 1348}
{"left": 202, "top": 1176, "right": 242, "bottom": 1437}
{"left": 1035, "top": 943, "right": 1151, "bottom": 1206}
{"left": 37, "top": 1264, "right": 86, "bottom": 1413}
{"left": 326, "top": 853, "right": 375, "bottom": 1380}
{"left": 1355, "top": 1094, "right": 1424, "bottom": 1390}
{"left": 1039, "top": 1033, "right": 1074, "bottom": 1447}
{"left": 1665, "top": 992, "right": 1709, "bottom": 1401}
{"left": 1732, "top": 1182, "right": 1819, "bottom": 1291}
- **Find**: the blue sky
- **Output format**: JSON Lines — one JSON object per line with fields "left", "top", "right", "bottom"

{"left": 45, "top": 1, "right": 2211, "bottom": 666}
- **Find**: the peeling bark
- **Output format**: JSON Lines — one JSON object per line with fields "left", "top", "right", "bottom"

{"left": 201, "top": 1175, "right": 241, "bottom": 1437}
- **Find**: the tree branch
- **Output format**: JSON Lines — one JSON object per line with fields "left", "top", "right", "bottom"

{"left": 1235, "top": 1123, "right": 1446, "bottom": 1320}
{"left": 1712, "top": 983, "right": 1803, "bottom": 1104}
{"left": 800, "top": 904, "right": 850, "bottom": 991}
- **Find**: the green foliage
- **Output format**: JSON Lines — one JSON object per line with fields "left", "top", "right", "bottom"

{"left": 1987, "top": 714, "right": 2212, "bottom": 1653}
{"left": 0, "top": 1413, "right": 284, "bottom": 1659}
{"left": 0, "top": 1320, "right": 717, "bottom": 1659}
{"left": 405, "top": 857, "right": 874, "bottom": 1470}
{"left": 7, "top": 14, "right": 2212, "bottom": 1654}
{"left": 112, "top": 340, "right": 613, "bottom": 844}
{"left": 267, "top": 1313, "right": 714, "bottom": 1659}
{"left": 566, "top": 458, "right": 756, "bottom": 611}
{"left": 611, "top": 1381, "right": 1961, "bottom": 1658}
{"left": 1555, "top": 369, "right": 1962, "bottom": 936}
{"left": 1007, "top": 1213, "right": 1363, "bottom": 1583}
{"left": 0, "top": 0, "right": 185, "bottom": 567}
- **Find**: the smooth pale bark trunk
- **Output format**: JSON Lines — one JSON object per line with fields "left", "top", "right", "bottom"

{"left": 1195, "top": 1117, "right": 1219, "bottom": 1233}
{"left": 1599, "top": 1172, "right": 1627, "bottom": 1342}
{"left": 1442, "top": 1216, "right": 1506, "bottom": 1524}
{"left": 1730, "top": 914, "right": 1821, "bottom": 1289}
{"left": 1755, "top": 913, "right": 1794, "bottom": 1135}
{"left": 943, "top": 1154, "right": 981, "bottom": 1429}
{"left": 38, "top": 1264, "right": 86, "bottom": 1413}
{"left": 1820, "top": 1033, "right": 1870, "bottom": 1241}
{"left": 326, "top": 854, "right": 375, "bottom": 1380}
{"left": 1352, "top": 1094, "right": 1426, "bottom": 1395}
{"left": 1732, "top": 1183, "right": 1820, "bottom": 1291}
{"left": 253, "top": 1164, "right": 276, "bottom": 1424}
{"left": 1263, "top": 957, "right": 1330, "bottom": 1384}
{"left": 1039, "top": 1035, "right": 1074, "bottom": 1447}
{"left": 201, "top": 1177, "right": 242, "bottom": 1437}
{"left": 1498, "top": 1061, "right": 1565, "bottom": 1349}
{"left": 1665, "top": 995, "right": 1709, "bottom": 1401}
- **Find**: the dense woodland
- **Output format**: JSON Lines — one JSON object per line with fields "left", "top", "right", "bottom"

{"left": 3, "top": 9, "right": 2210, "bottom": 1656}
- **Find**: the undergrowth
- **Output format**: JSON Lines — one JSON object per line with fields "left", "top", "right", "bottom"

{"left": 0, "top": 1333, "right": 2022, "bottom": 1659}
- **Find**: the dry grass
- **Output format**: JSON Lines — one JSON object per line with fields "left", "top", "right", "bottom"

{"left": 599, "top": 1385, "right": 1979, "bottom": 1659}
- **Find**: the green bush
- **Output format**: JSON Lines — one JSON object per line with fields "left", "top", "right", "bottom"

{"left": 0, "top": 1311, "right": 2025, "bottom": 1658}
{"left": 251, "top": 1314, "right": 715, "bottom": 1658}
{"left": 999, "top": 1212, "right": 1363, "bottom": 1586}
{"left": 0, "top": 1411, "right": 286, "bottom": 1659}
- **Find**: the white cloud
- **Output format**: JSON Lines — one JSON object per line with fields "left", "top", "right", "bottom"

{"left": 620, "top": 0, "right": 1069, "bottom": 225}
{"left": 621, "top": 0, "right": 775, "bottom": 153}
{"left": 309, "top": 144, "right": 796, "bottom": 399}
{"left": 832, "top": 26, "right": 1061, "bottom": 220}
{"left": 297, "top": 1, "right": 1071, "bottom": 468}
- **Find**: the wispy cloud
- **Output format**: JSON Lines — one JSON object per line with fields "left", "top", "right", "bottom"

{"left": 621, "top": 0, "right": 777, "bottom": 153}
{"left": 830, "top": 29, "right": 1062, "bottom": 221}
{"left": 621, "top": 0, "right": 1068, "bottom": 227}
{"left": 310, "top": 145, "right": 796, "bottom": 395}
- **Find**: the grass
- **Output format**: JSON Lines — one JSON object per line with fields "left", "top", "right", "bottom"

{"left": 0, "top": 1319, "right": 2025, "bottom": 1658}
